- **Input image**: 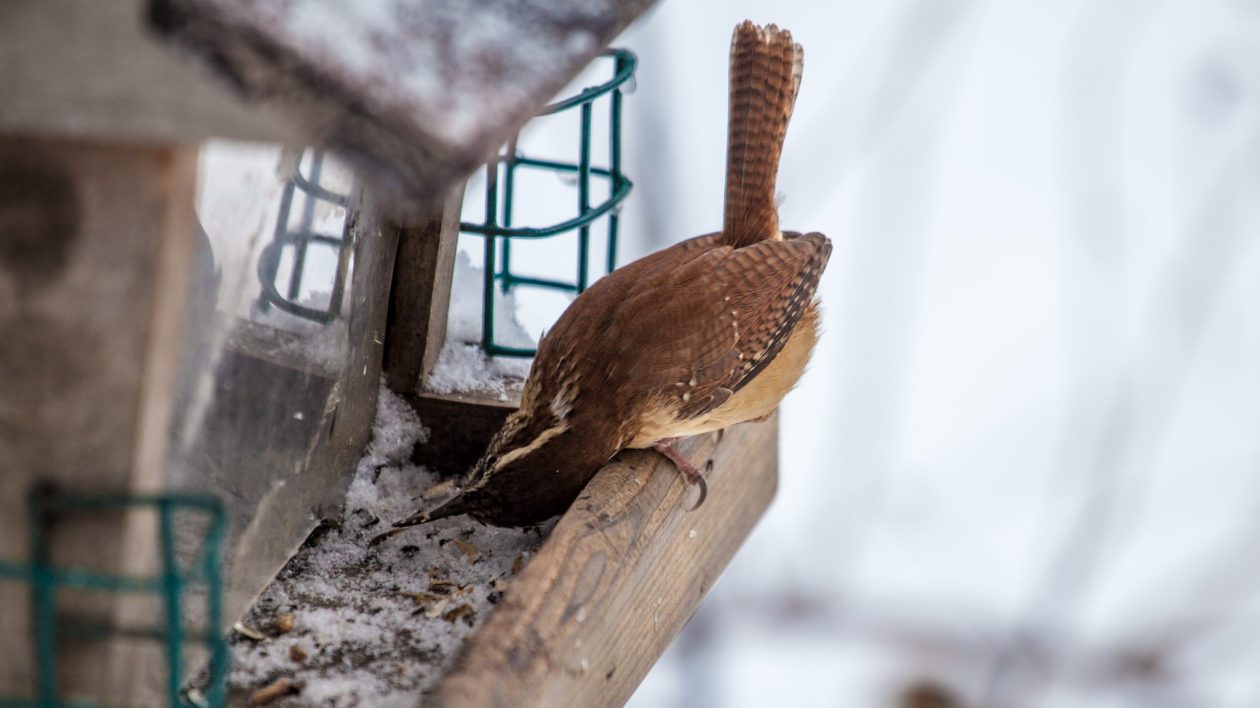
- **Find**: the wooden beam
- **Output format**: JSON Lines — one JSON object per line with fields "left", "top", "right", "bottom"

{"left": 327, "top": 192, "right": 398, "bottom": 466}
{"left": 382, "top": 185, "right": 463, "bottom": 394}
{"left": 0, "top": 135, "right": 197, "bottom": 704}
{"left": 427, "top": 415, "right": 779, "bottom": 707}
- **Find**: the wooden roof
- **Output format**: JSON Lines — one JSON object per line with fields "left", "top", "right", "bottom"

{"left": 153, "top": 0, "right": 657, "bottom": 200}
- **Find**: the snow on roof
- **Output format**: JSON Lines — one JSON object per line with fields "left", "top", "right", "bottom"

{"left": 154, "top": 0, "right": 656, "bottom": 200}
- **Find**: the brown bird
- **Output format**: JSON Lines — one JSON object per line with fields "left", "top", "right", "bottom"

{"left": 383, "top": 20, "right": 831, "bottom": 532}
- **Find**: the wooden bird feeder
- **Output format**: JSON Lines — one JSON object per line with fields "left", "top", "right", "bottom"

{"left": 0, "top": 1, "right": 778, "bottom": 705}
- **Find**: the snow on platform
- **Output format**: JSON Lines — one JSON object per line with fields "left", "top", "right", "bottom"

{"left": 215, "top": 383, "right": 554, "bottom": 706}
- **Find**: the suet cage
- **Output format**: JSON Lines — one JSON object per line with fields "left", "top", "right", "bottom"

{"left": 0, "top": 492, "right": 228, "bottom": 708}
{"left": 254, "top": 149, "right": 355, "bottom": 325}
{"left": 460, "top": 48, "right": 636, "bottom": 357}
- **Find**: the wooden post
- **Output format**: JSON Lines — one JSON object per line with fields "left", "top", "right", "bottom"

{"left": 382, "top": 185, "right": 464, "bottom": 394}
{"left": 428, "top": 415, "right": 779, "bottom": 707}
{"left": 330, "top": 194, "right": 400, "bottom": 467}
{"left": 0, "top": 136, "right": 197, "bottom": 704}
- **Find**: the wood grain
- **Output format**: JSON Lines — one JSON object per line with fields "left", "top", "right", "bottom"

{"left": 427, "top": 414, "right": 779, "bottom": 707}
{"left": 382, "top": 185, "right": 463, "bottom": 394}
{"left": 327, "top": 193, "right": 397, "bottom": 482}
{"left": 0, "top": 135, "right": 197, "bottom": 704}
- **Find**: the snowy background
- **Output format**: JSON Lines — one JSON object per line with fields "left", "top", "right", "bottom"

{"left": 605, "top": 1, "right": 1260, "bottom": 706}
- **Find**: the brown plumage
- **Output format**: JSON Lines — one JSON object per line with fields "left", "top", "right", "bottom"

{"left": 380, "top": 21, "right": 830, "bottom": 532}
{"left": 725, "top": 19, "right": 803, "bottom": 248}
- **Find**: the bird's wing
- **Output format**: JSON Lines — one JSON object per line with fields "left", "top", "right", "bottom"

{"left": 612, "top": 231, "right": 831, "bottom": 420}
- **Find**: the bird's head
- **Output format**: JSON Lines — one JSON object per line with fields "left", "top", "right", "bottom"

{"left": 464, "top": 372, "right": 578, "bottom": 490}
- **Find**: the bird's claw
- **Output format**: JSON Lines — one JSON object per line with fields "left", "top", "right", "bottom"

{"left": 651, "top": 438, "right": 709, "bottom": 511}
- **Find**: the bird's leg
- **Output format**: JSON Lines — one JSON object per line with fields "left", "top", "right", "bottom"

{"left": 651, "top": 437, "right": 708, "bottom": 510}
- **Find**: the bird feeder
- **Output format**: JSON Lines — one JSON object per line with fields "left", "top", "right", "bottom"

{"left": 0, "top": 0, "right": 778, "bottom": 705}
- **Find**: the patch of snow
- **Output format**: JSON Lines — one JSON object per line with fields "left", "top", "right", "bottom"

{"left": 425, "top": 341, "right": 531, "bottom": 397}
{"left": 280, "top": 317, "right": 349, "bottom": 375}
{"left": 208, "top": 0, "right": 604, "bottom": 146}
{"left": 219, "top": 382, "right": 554, "bottom": 705}
{"left": 361, "top": 382, "right": 430, "bottom": 468}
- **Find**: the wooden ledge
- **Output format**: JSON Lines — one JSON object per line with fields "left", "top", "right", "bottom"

{"left": 427, "top": 414, "right": 779, "bottom": 707}
{"left": 403, "top": 390, "right": 519, "bottom": 478}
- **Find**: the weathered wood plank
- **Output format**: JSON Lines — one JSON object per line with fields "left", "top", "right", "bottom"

{"left": 382, "top": 185, "right": 463, "bottom": 394}
{"left": 328, "top": 193, "right": 398, "bottom": 474}
{"left": 0, "top": 136, "right": 197, "bottom": 704}
{"left": 427, "top": 415, "right": 779, "bottom": 708}
{"left": 0, "top": 0, "right": 286, "bottom": 142}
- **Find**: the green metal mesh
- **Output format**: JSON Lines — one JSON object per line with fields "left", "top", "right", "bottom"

{"left": 0, "top": 491, "right": 228, "bottom": 708}
{"left": 253, "top": 149, "right": 354, "bottom": 325}
{"left": 461, "top": 48, "right": 636, "bottom": 357}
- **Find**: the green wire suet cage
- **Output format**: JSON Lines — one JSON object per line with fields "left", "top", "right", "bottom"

{"left": 461, "top": 48, "right": 636, "bottom": 357}
{"left": 251, "top": 49, "right": 635, "bottom": 357}
{"left": 0, "top": 491, "right": 228, "bottom": 708}
{"left": 254, "top": 150, "right": 355, "bottom": 324}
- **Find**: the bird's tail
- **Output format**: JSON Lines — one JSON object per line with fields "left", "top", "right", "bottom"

{"left": 723, "top": 21, "right": 803, "bottom": 250}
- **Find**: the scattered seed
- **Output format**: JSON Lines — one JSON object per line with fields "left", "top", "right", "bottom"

{"left": 400, "top": 591, "right": 442, "bottom": 605}
{"left": 233, "top": 622, "right": 265, "bottom": 641}
{"left": 289, "top": 644, "right": 307, "bottom": 662}
{"left": 510, "top": 556, "right": 524, "bottom": 574}
{"left": 428, "top": 579, "right": 459, "bottom": 595}
{"left": 443, "top": 603, "right": 476, "bottom": 625}
{"left": 452, "top": 539, "right": 480, "bottom": 560}
{"left": 274, "top": 614, "right": 295, "bottom": 634}
{"left": 421, "top": 479, "right": 458, "bottom": 501}
{"left": 425, "top": 597, "right": 451, "bottom": 619}
{"left": 250, "top": 678, "right": 295, "bottom": 705}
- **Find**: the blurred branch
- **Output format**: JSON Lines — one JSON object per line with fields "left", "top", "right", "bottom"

{"left": 984, "top": 2, "right": 1259, "bottom": 703}
{"left": 710, "top": 590, "right": 1208, "bottom": 707}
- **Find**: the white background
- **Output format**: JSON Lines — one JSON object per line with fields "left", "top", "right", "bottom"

{"left": 588, "top": 1, "right": 1260, "bottom": 706}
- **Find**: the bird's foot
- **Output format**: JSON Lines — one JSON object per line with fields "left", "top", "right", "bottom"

{"left": 651, "top": 437, "right": 708, "bottom": 510}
